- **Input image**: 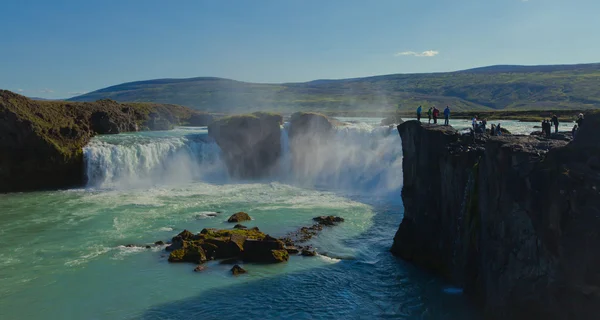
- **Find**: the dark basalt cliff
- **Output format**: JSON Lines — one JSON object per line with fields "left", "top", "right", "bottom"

{"left": 208, "top": 112, "right": 283, "bottom": 179}
{"left": 0, "top": 90, "right": 207, "bottom": 193}
{"left": 392, "top": 119, "right": 600, "bottom": 319}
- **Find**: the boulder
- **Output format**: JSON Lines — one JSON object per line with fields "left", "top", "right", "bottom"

{"left": 288, "top": 112, "right": 335, "bottom": 179}
{"left": 233, "top": 224, "right": 247, "bottom": 229}
{"left": 242, "top": 236, "right": 288, "bottom": 263}
{"left": 193, "top": 265, "right": 207, "bottom": 272}
{"left": 154, "top": 241, "right": 165, "bottom": 246}
{"left": 285, "top": 246, "right": 300, "bottom": 254}
{"left": 301, "top": 249, "right": 317, "bottom": 257}
{"left": 168, "top": 244, "right": 207, "bottom": 264}
{"left": 166, "top": 229, "right": 197, "bottom": 252}
{"left": 227, "top": 212, "right": 252, "bottom": 223}
{"left": 288, "top": 112, "right": 333, "bottom": 139}
{"left": 231, "top": 265, "right": 247, "bottom": 275}
{"left": 313, "top": 216, "right": 345, "bottom": 226}
{"left": 208, "top": 112, "right": 283, "bottom": 178}
{"left": 204, "top": 237, "right": 243, "bottom": 259}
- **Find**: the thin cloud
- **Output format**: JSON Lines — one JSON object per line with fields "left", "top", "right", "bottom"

{"left": 395, "top": 50, "right": 439, "bottom": 57}
{"left": 17, "top": 89, "right": 24, "bottom": 92}
{"left": 68, "top": 91, "right": 87, "bottom": 95}
{"left": 40, "top": 88, "right": 54, "bottom": 93}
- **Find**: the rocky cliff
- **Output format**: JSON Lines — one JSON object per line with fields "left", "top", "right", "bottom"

{"left": 208, "top": 112, "right": 283, "bottom": 179}
{"left": 0, "top": 90, "right": 208, "bottom": 193}
{"left": 392, "top": 118, "right": 600, "bottom": 319}
{"left": 288, "top": 112, "right": 334, "bottom": 177}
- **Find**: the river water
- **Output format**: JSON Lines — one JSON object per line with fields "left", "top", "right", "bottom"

{"left": 0, "top": 118, "right": 547, "bottom": 319}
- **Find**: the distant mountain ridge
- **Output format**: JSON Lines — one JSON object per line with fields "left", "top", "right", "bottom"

{"left": 69, "top": 63, "right": 600, "bottom": 113}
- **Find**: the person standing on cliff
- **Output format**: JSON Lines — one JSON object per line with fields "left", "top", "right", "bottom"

{"left": 427, "top": 107, "right": 432, "bottom": 124}
{"left": 576, "top": 113, "right": 584, "bottom": 127}
{"left": 417, "top": 106, "right": 422, "bottom": 122}
{"left": 472, "top": 116, "right": 478, "bottom": 130}
{"left": 432, "top": 107, "right": 439, "bottom": 124}
{"left": 443, "top": 106, "right": 450, "bottom": 126}
{"left": 551, "top": 114, "right": 559, "bottom": 133}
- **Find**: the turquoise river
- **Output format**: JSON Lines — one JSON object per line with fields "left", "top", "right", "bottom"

{"left": 0, "top": 118, "right": 560, "bottom": 319}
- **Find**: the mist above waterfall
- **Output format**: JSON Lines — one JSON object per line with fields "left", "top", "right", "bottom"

{"left": 83, "top": 120, "right": 403, "bottom": 195}
{"left": 281, "top": 120, "right": 403, "bottom": 195}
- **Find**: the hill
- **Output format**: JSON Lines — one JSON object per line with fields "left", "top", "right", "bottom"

{"left": 69, "top": 63, "right": 600, "bottom": 113}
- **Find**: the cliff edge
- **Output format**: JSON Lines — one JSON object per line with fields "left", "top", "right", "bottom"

{"left": 0, "top": 90, "right": 208, "bottom": 192}
{"left": 392, "top": 118, "right": 600, "bottom": 319}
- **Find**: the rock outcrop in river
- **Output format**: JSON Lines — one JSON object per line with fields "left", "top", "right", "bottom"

{"left": 392, "top": 118, "right": 600, "bottom": 319}
{"left": 0, "top": 90, "right": 207, "bottom": 193}
{"left": 208, "top": 112, "right": 283, "bottom": 179}
{"left": 288, "top": 112, "right": 334, "bottom": 176}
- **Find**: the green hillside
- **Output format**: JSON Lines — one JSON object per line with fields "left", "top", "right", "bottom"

{"left": 69, "top": 63, "right": 600, "bottom": 113}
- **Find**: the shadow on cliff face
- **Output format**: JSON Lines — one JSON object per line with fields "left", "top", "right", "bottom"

{"left": 140, "top": 203, "right": 481, "bottom": 320}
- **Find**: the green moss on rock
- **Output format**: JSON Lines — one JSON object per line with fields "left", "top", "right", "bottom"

{"left": 0, "top": 90, "right": 204, "bottom": 193}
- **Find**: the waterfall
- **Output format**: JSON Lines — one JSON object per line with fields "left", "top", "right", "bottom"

{"left": 278, "top": 123, "right": 292, "bottom": 175}
{"left": 83, "top": 123, "right": 404, "bottom": 195}
{"left": 283, "top": 122, "right": 403, "bottom": 195}
{"left": 83, "top": 129, "right": 227, "bottom": 189}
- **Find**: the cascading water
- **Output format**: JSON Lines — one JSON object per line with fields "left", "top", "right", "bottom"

{"left": 281, "top": 122, "right": 403, "bottom": 195}
{"left": 83, "top": 127, "right": 228, "bottom": 189}
{"left": 83, "top": 121, "right": 403, "bottom": 195}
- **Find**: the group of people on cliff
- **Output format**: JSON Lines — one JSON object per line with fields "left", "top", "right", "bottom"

{"left": 471, "top": 116, "right": 502, "bottom": 135}
{"left": 540, "top": 115, "right": 560, "bottom": 137}
{"left": 540, "top": 113, "right": 584, "bottom": 138}
{"left": 416, "top": 105, "right": 451, "bottom": 125}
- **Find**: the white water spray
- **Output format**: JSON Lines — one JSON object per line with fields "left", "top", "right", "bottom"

{"left": 83, "top": 122, "right": 403, "bottom": 195}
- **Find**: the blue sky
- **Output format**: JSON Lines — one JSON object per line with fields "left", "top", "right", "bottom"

{"left": 1, "top": 0, "right": 598, "bottom": 99}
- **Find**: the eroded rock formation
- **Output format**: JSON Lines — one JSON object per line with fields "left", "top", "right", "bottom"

{"left": 392, "top": 118, "right": 600, "bottom": 319}
{"left": 208, "top": 112, "right": 283, "bottom": 178}
{"left": 288, "top": 112, "right": 334, "bottom": 177}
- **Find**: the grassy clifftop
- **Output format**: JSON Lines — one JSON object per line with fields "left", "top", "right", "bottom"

{"left": 0, "top": 90, "right": 208, "bottom": 192}
{"left": 69, "top": 63, "right": 600, "bottom": 113}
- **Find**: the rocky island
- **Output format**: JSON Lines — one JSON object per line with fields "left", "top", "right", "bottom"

{"left": 392, "top": 115, "right": 600, "bottom": 319}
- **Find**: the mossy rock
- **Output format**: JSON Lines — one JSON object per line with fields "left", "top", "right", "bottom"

{"left": 270, "top": 249, "right": 289, "bottom": 263}
{"left": 166, "top": 228, "right": 290, "bottom": 265}
{"left": 168, "top": 245, "right": 207, "bottom": 264}
{"left": 200, "top": 228, "right": 265, "bottom": 240}
{"left": 227, "top": 212, "right": 252, "bottom": 223}
{"left": 313, "top": 216, "right": 345, "bottom": 226}
{"left": 231, "top": 264, "right": 247, "bottom": 275}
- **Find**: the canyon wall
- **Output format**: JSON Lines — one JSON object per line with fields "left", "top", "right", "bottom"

{"left": 392, "top": 119, "right": 600, "bottom": 319}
